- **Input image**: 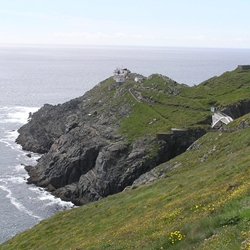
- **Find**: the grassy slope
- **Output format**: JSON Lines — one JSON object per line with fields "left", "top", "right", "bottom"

{"left": 78, "top": 68, "right": 250, "bottom": 142}
{"left": 2, "top": 122, "right": 250, "bottom": 249}
{"left": 1, "top": 68, "right": 250, "bottom": 249}
{"left": 119, "top": 68, "right": 250, "bottom": 141}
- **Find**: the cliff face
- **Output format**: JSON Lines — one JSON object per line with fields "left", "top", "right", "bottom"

{"left": 16, "top": 77, "right": 163, "bottom": 205}
{"left": 24, "top": 123, "right": 158, "bottom": 205}
{"left": 17, "top": 69, "right": 250, "bottom": 205}
{"left": 20, "top": 101, "right": 203, "bottom": 205}
{"left": 222, "top": 100, "right": 250, "bottom": 119}
{"left": 16, "top": 75, "right": 204, "bottom": 205}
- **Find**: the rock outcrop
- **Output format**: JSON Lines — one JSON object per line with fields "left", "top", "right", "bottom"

{"left": 24, "top": 125, "right": 158, "bottom": 205}
{"left": 16, "top": 78, "right": 160, "bottom": 205}
{"left": 222, "top": 100, "right": 250, "bottom": 119}
{"left": 15, "top": 68, "right": 250, "bottom": 208}
{"left": 19, "top": 68, "right": 250, "bottom": 206}
{"left": 17, "top": 74, "right": 207, "bottom": 206}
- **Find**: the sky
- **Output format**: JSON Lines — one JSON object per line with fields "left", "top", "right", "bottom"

{"left": 0, "top": 0, "right": 249, "bottom": 48}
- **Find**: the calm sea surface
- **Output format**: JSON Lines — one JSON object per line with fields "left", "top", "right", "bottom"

{"left": 0, "top": 45, "right": 249, "bottom": 243}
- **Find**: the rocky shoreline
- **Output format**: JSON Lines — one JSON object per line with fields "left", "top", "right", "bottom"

{"left": 19, "top": 112, "right": 164, "bottom": 205}
{"left": 15, "top": 74, "right": 204, "bottom": 205}
{"left": 16, "top": 71, "right": 250, "bottom": 205}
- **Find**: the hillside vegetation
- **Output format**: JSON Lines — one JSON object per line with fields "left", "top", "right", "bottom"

{"left": 73, "top": 67, "right": 250, "bottom": 140}
{"left": 2, "top": 117, "right": 250, "bottom": 249}
{"left": 1, "top": 67, "right": 250, "bottom": 249}
{"left": 106, "top": 67, "right": 250, "bottom": 140}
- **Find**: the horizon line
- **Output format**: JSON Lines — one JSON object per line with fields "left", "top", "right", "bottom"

{"left": 0, "top": 43, "right": 250, "bottom": 50}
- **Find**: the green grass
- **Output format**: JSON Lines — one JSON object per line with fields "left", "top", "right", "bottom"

{"left": 180, "top": 68, "right": 250, "bottom": 106}
{"left": 2, "top": 68, "right": 250, "bottom": 249}
{"left": 75, "top": 68, "right": 250, "bottom": 143}
{"left": 2, "top": 126, "right": 250, "bottom": 249}
{"left": 119, "top": 101, "right": 175, "bottom": 140}
{"left": 118, "top": 68, "right": 250, "bottom": 141}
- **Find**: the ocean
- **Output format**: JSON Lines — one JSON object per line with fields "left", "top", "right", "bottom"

{"left": 0, "top": 45, "right": 249, "bottom": 243}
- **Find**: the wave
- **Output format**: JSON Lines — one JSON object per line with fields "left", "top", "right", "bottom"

{"left": 0, "top": 104, "right": 73, "bottom": 229}
{"left": 28, "top": 186, "right": 74, "bottom": 210}
{"left": 0, "top": 130, "right": 21, "bottom": 149}
{"left": 0, "top": 106, "right": 39, "bottom": 125}
{"left": 0, "top": 128, "right": 41, "bottom": 166}
{"left": 0, "top": 183, "right": 43, "bottom": 221}
{"left": 0, "top": 169, "right": 73, "bottom": 225}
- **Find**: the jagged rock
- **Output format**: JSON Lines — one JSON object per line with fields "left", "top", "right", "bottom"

{"left": 24, "top": 127, "right": 160, "bottom": 205}
{"left": 222, "top": 100, "right": 250, "bottom": 119}
{"left": 18, "top": 85, "right": 165, "bottom": 205}
{"left": 237, "top": 119, "right": 249, "bottom": 129}
{"left": 16, "top": 101, "right": 83, "bottom": 153}
{"left": 18, "top": 71, "right": 250, "bottom": 206}
{"left": 132, "top": 162, "right": 181, "bottom": 186}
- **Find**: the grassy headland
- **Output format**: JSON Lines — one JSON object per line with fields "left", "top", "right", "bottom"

{"left": 1, "top": 67, "right": 250, "bottom": 249}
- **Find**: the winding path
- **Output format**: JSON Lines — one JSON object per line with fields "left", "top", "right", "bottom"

{"left": 128, "top": 88, "right": 141, "bottom": 103}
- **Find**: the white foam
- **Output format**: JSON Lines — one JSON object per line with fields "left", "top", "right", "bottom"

{"left": 8, "top": 175, "right": 27, "bottom": 184}
{"left": 0, "top": 106, "right": 39, "bottom": 125}
{"left": 28, "top": 186, "right": 74, "bottom": 209}
{"left": 1, "top": 130, "right": 19, "bottom": 144}
{"left": 0, "top": 105, "right": 73, "bottom": 221}
{"left": 0, "top": 130, "right": 20, "bottom": 150}
{"left": 0, "top": 184, "right": 43, "bottom": 221}
{"left": 0, "top": 129, "right": 41, "bottom": 168}
{"left": 14, "top": 164, "right": 27, "bottom": 173}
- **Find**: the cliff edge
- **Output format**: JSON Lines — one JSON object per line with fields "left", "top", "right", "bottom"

{"left": 16, "top": 68, "right": 250, "bottom": 205}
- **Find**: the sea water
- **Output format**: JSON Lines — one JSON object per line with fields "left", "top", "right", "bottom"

{"left": 0, "top": 45, "right": 249, "bottom": 243}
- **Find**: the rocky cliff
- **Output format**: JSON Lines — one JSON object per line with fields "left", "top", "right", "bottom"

{"left": 16, "top": 68, "right": 250, "bottom": 205}
{"left": 222, "top": 100, "right": 250, "bottom": 119}
{"left": 16, "top": 74, "right": 202, "bottom": 205}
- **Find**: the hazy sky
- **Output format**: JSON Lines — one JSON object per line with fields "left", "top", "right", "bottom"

{"left": 1, "top": 0, "right": 249, "bottom": 48}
